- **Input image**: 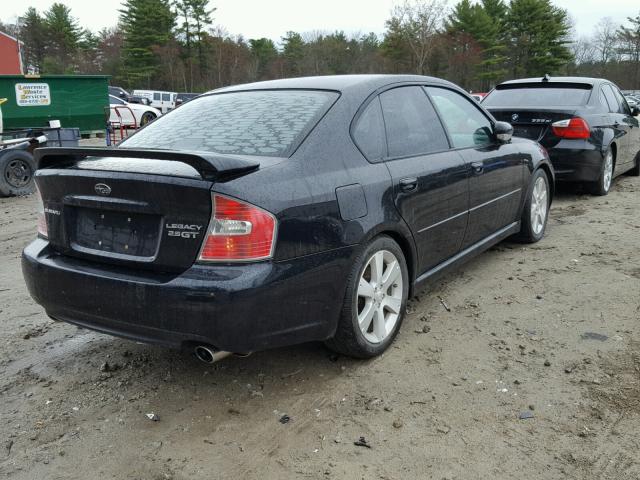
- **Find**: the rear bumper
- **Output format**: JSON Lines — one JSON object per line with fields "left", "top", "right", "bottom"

{"left": 547, "top": 144, "right": 604, "bottom": 182}
{"left": 22, "top": 239, "right": 355, "bottom": 353}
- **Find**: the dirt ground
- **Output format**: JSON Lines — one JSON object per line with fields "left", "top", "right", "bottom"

{"left": 1, "top": 173, "right": 639, "bottom": 480}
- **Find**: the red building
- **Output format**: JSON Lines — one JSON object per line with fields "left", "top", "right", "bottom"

{"left": 0, "top": 31, "right": 24, "bottom": 75}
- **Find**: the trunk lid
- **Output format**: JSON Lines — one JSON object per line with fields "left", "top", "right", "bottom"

{"left": 34, "top": 147, "right": 261, "bottom": 273}
{"left": 488, "top": 108, "right": 577, "bottom": 144}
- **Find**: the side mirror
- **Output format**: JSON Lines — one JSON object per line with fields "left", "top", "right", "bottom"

{"left": 632, "top": 106, "right": 640, "bottom": 117}
{"left": 494, "top": 121, "right": 513, "bottom": 143}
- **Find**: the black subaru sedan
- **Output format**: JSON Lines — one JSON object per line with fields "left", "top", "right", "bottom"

{"left": 483, "top": 76, "right": 640, "bottom": 195}
{"left": 22, "top": 75, "right": 553, "bottom": 361}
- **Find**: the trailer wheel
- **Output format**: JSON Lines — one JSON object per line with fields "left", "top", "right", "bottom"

{"left": 0, "top": 150, "right": 36, "bottom": 197}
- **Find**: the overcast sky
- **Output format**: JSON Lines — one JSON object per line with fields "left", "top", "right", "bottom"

{"left": 4, "top": 0, "right": 639, "bottom": 42}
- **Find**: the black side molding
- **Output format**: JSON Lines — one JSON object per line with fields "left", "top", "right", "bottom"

{"left": 34, "top": 147, "right": 260, "bottom": 181}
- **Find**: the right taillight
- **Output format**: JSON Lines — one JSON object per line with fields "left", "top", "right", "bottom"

{"left": 551, "top": 117, "right": 591, "bottom": 139}
{"left": 35, "top": 186, "right": 48, "bottom": 238}
{"left": 198, "top": 194, "right": 277, "bottom": 262}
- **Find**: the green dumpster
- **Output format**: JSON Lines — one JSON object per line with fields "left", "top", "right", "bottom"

{"left": 0, "top": 75, "right": 109, "bottom": 134}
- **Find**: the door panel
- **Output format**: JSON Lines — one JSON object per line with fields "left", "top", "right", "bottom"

{"left": 458, "top": 146, "right": 524, "bottom": 247}
{"left": 377, "top": 86, "right": 469, "bottom": 274}
{"left": 603, "top": 84, "right": 631, "bottom": 168}
{"left": 427, "top": 86, "right": 525, "bottom": 248}
{"left": 386, "top": 152, "right": 469, "bottom": 272}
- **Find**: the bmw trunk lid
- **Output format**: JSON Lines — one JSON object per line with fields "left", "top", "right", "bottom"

{"left": 488, "top": 108, "right": 578, "bottom": 144}
{"left": 33, "top": 147, "right": 260, "bottom": 273}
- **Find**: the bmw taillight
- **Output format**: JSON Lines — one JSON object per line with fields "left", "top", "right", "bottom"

{"left": 551, "top": 117, "right": 591, "bottom": 139}
{"left": 198, "top": 194, "right": 277, "bottom": 262}
{"left": 35, "top": 186, "right": 48, "bottom": 238}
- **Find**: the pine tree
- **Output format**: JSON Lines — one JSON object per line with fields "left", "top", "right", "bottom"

{"left": 281, "top": 31, "right": 305, "bottom": 76}
{"left": 119, "top": 0, "right": 176, "bottom": 87}
{"left": 617, "top": 12, "right": 640, "bottom": 86}
{"left": 446, "top": 0, "right": 504, "bottom": 89}
{"left": 506, "top": 0, "right": 572, "bottom": 77}
{"left": 42, "top": 3, "right": 82, "bottom": 73}
{"left": 18, "top": 7, "right": 47, "bottom": 73}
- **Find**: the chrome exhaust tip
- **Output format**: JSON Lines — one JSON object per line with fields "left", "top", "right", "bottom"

{"left": 194, "top": 345, "right": 232, "bottom": 364}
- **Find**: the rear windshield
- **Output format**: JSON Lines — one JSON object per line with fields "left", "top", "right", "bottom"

{"left": 120, "top": 89, "right": 339, "bottom": 157}
{"left": 483, "top": 83, "right": 592, "bottom": 107}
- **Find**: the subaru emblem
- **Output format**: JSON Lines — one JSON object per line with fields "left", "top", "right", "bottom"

{"left": 94, "top": 183, "right": 112, "bottom": 196}
{"left": 511, "top": 113, "right": 519, "bottom": 122}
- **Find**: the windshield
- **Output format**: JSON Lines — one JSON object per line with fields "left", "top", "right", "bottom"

{"left": 120, "top": 89, "right": 339, "bottom": 157}
{"left": 483, "top": 83, "right": 592, "bottom": 107}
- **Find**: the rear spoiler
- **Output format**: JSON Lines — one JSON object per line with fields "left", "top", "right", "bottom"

{"left": 34, "top": 147, "right": 260, "bottom": 181}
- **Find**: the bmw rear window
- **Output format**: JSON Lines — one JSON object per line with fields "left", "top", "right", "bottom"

{"left": 121, "top": 90, "right": 339, "bottom": 157}
{"left": 483, "top": 83, "right": 592, "bottom": 107}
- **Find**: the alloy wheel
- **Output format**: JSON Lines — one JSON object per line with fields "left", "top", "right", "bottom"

{"left": 356, "top": 250, "right": 404, "bottom": 344}
{"left": 530, "top": 175, "right": 548, "bottom": 236}
{"left": 603, "top": 151, "right": 613, "bottom": 192}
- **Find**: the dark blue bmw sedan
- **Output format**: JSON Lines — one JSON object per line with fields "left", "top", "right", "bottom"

{"left": 22, "top": 75, "right": 553, "bottom": 362}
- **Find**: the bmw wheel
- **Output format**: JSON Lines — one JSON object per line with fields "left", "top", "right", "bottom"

{"left": 592, "top": 148, "right": 614, "bottom": 195}
{"left": 515, "top": 169, "right": 550, "bottom": 243}
{"left": 326, "top": 235, "right": 409, "bottom": 358}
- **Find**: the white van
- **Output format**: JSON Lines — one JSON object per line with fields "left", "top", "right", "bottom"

{"left": 132, "top": 90, "right": 177, "bottom": 114}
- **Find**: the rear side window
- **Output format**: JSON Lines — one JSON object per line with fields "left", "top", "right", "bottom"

{"left": 483, "top": 83, "right": 592, "bottom": 107}
{"left": 352, "top": 98, "right": 386, "bottom": 161}
{"left": 379, "top": 86, "right": 448, "bottom": 158}
{"left": 611, "top": 85, "right": 631, "bottom": 115}
{"left": 601, "top": 85, "right": 618, "bottom": 113}
{"left": 428, "top": 87, "right": 493, "bottom": 149}
{"left": 121, "top": 90, "right": 339, "bottom": 157}
{"left": 153, "top": 92, "right": 160, "bottom": 101}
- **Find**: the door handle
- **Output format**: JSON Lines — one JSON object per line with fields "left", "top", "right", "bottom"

{"left": 471, "top": 162, "right": 484, "bottom": 175}
{"left": 399, "top": 177, "right": 418, "bottom": 192}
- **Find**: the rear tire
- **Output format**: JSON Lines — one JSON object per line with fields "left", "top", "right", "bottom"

{"left": 591, "top": 148, "right": 614, "bottom": 195}
{"left": 514, "top": 169, "right": 550, "bottom": 243}
{"left": 326, "top": 235, "right": 409, "bottom": 359}
{"left": 0, "top": 150, "right": 36, "bottom": 197}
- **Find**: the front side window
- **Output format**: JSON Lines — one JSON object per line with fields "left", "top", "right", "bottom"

{"left": 121, "top": 90, "right": 339, "bottom": 157}
{"left": 352, "top": 97, "right": 386, "bottom": 161}
{"left": 379, "top": 86, "right": 449, "bottom": 158}
{"left": 162, "top": 93, "right": 171, "bottom": 102}
{"left": 427, "top": 87, "right": 493, "bottom": 149}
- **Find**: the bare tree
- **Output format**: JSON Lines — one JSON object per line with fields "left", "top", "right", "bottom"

{"left": 594, "top": 17, "right": 619, "bottom": 65}
{"left": 389, "top": 0, "right": 448, "bottom": 75}
{"left": 571, "top": 36, "right": 596, "bottom": 65}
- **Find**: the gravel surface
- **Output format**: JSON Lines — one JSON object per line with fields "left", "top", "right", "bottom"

{"left": 1, "top": 175, "right": 639, "bottom": 479}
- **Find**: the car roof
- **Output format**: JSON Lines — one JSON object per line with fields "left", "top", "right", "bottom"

{"left": 209, "top": 74, "right": 456, "bottom": 95}
{"left": 498, "top": 76, "right": 608, "bottom": 87}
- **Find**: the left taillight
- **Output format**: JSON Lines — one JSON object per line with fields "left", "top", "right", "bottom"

{"left": 198, "top": 194, "right": 277, "bottom": 262}
{"left": 35, "top": 186, "right": 48, "bottom": 238}
{"left": 551, "top": 117, "right": 591, "bottom": 139}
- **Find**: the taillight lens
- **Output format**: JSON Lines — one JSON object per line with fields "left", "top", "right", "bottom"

{"left": 35, "top": 186, "right": 48, "bottom": 238}
{"left": 198, "top": 194, "right": 276, "bottom": 262}
{"left": 551, "top": 117, "right": 591, "bottom": 139}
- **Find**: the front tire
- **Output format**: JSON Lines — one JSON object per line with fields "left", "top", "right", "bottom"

{"left": 139, "top": 112, "right": 156, "bottom": 127}
{"left": 326, "top": 236, "right": 409, "bottom": 359}
{"left": 514, "top": 169, "right": 550, "bottom": 243}
{"left": 591, "top": 148, "right": 614, "bottom": 195}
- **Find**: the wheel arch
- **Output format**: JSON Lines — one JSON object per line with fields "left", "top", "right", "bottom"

{"left": 363, "top": 226, "right": 417, "bottom": 297}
